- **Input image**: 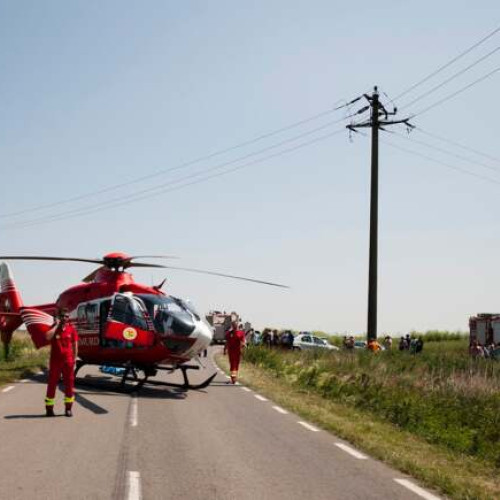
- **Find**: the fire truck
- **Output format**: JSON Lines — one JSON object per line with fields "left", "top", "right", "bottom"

{"left": 205, "top": 311, "right": 250, "bottom": 344}
{"left": 469, "top": 313, "right": 500, "bottom": 345}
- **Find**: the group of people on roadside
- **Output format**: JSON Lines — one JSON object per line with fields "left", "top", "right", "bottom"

{"left": 469, "top": 339, "right": 500, "bottom": 359}
{"left": 246, "top": 328, "right": 295, "bottom": 349}
{"left": 342, "top": 335, "right": 391, "bottom": 352}
{"left": 341, "top": 333, "right": 424, "bottom": 353}
{"left": 398, "top": 334, "right": 424, "bottom": 354}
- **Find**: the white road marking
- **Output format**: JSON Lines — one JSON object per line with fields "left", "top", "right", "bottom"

{"left": 272, "top": 405, "right": 288, "bottom": 415}
{"left": 241, "top": 387, "right": 252, "bottom": 392}
{"left": 334, "top": 443, "right": 368, "bottom": 460}
{"left": 130, "top": 396, "right": 138, "bottom": 427}
{"left": 394, "top": 479, "right": 441, "bottom": 500}
{"left": 254, "top": 394, "right": 268, "bottom": 402}
{"left": 2, "top": 386, "right": 14, "bottom": 393}
{"left": 298, "top": 421, "right": 320, "bottom": 432}
{"left": 224, "top": 375, "right": 231, "bottom": 379}
{"left": 20, "top": 379, "right": 29, "bottom": 383}
{"left": 36, "top": 371, "right": 44, "bottom": 376}
{"left": 127, "top": 471, "right": 142, "bottom": 500}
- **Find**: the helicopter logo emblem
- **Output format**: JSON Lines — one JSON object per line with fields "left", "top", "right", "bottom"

{"left": 123, "top": 327, "right": 138, "bottom": 341}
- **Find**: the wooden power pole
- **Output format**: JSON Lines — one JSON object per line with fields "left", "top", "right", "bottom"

{"left": 348, "top": 86, "right": 413, "bottom": 342}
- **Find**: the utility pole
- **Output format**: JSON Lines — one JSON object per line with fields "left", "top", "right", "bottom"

{"left": 348, "top": 86, "right": 413, "bottom": 342}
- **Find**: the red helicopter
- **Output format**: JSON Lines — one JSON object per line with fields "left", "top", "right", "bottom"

{"left": 0, "top": 252, "right": 286, "bottom": 391}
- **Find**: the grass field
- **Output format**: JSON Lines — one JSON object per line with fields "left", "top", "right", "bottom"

{"left": 216, "top": 337, "right": 500, "bottom": 500}
{"left": 0, "top": 334, "right": 48, "bottom": 385}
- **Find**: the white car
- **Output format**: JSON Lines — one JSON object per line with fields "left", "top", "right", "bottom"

{"left": 293, "top": 333, "right": 339, "bottom": 351}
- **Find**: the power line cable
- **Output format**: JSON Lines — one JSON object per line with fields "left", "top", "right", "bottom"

{"left": 0, "top": 115, "right": 352, "bottom": 227}
{"left": 391, "top": 130, "right": 500, "bottom": 175}
{"left": 412, "top": 64, "right": 500, "bottom": 117}
{"left": 415, "top": 127, "right": 500, "bottom": 165}
{"left": 393, "top": 23, "right": 500, "bottom": 101}
{"left": 0, "top": 102, "right": 350, "bottom": 219}
{"left": 0, "top": 128, "right": 348, "bottom": 230}
{"left": 379, "top": 134, "right": 500, "bottom": 186}
{"left": 400, "top": 44, "right": 500, "bottom": 109}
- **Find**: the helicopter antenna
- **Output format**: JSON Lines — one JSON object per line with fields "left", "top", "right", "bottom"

{"left": 153, "top": 278, "right": 167, "bottom": 290}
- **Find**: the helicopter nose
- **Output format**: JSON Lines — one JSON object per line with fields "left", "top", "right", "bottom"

{"left": 195, "top": 320, "right": 213, "bottom": 350}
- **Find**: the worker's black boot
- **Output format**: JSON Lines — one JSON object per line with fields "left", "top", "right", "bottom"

{"left": 45, "top": 406, "right": 55, "bottom": 417}
{"left": 64, "top": 403, "right": 73, "bottom": 417}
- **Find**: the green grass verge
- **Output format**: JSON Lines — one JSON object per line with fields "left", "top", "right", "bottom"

{"left": 0, "top": 334, "right": 48, "bottom": 385}
{"left": 215, "top": 346, "right": 500, "bottom": 500}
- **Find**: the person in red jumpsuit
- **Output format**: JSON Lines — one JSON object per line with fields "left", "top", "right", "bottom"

{"left": 45, "top": 308, "right": 78, "bottom": 417}
{"left": 224, "top": 321, "right": 246, "bottom": 384}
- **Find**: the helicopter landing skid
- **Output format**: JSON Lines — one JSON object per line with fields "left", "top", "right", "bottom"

{"left": 74, "top": 361, "right": 216, "bottom": 392}
{"left": 145, "top": 364, "right": 217, "bottom": 391}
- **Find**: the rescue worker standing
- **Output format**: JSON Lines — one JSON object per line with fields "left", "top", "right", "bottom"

{"left": 223, "top": 321, "right": 246, "bottom": 384}
{"left": 45, "top": 308, "right": 78, "bottom": 417}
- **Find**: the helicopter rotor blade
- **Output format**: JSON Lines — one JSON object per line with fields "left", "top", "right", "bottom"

{"left": 127, "top": 262, "right": 173, "bottom": 269}
{"left": 151, "top": 265, "right": 290, "bottom": 288}
{"left": 128, "top": 255, "right": 179, "bottom": 261}
{"left": 0, "top": 256, "right": 103, "bottom": 264}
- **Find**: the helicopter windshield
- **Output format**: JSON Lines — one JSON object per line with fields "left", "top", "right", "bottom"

{"left": 137, "top": 294, "right": 197, "bottom": 337}
{"left": 110, "top": 294, "right": 148, "bottom": 330}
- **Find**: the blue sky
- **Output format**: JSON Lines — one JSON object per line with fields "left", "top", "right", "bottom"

{"left": 1, "top": 1, "right": 499, "bottom": 334}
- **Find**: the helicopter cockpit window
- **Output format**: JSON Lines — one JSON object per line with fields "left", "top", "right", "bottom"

{"left": 110, "top": 295, "right": 148, "bottom": 330}
{"left": 137, "top": 294, "right": 196, "bottom": 337}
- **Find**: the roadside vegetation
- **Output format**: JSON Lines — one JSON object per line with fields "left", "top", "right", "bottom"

{"left": 0, "top": 333, "right": 48, "bottom": 385}
{"left": 321, "top": 329, "right": 467, "bottom": 347}
{"left": 216, "top": 336, "right": 500, "bottom": 500}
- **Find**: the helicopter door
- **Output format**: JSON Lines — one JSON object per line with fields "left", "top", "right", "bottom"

{"left": 104, "top": 294, "right": 154, "bottom": 347}
{"left": 99, "top": 300, "right": 111, "bottom": 345}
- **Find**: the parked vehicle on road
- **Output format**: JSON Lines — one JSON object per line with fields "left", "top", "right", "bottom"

{"left": 205, "top": 311, "right": 236, "bottom": 344}
{"left": 293, "top": 333, "right": 339, "bottom": 351}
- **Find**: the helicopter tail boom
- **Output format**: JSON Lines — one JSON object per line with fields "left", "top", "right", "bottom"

{"left": 19, "top": 308, "right": 53, "bottom": 349}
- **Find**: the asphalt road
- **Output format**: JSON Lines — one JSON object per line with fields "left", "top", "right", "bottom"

{"left": 0, "top": 347, "right": 442, "bottom": 500}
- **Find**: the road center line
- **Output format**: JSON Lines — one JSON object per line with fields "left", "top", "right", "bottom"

{"left": 298, "top": 421, "right": 320, "bottom": 432}
{"left": 2, "top": 386, "right": 14, "bottom": 393}
{"left": 334, "top": 443, "right": 368, "bottom": 459}
{"left": 272, "top": 405, "right": 288, "bottom": 414}
{"left": 394, "top": 479, "right": 441, "bottom": 500}
{"left": 254, "top": 394, "right": 268, "bottom": 402}
{"left": 129, "top": 396, "right": 138, "bottom": 427}
{"left": 127, "top": 471, "right": 142, "bottom": 500}
{"left": 241, "top": 387, "right": 252, "bottom": 392}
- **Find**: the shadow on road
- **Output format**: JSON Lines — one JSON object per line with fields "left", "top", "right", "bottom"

{"left": 75, "top": 392, "right": 108, "bottom": 414}
{"left": 4, "top": 414, "right": 65, "bottom": 420}
{"left": 75, "top": 376, "right": 189, "bottom": 400}
{"left": 210, "top": 382, "right": 244, "bottom": 388}
{"left": 133, "top": 387, "right": 189, "bottom": 400}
